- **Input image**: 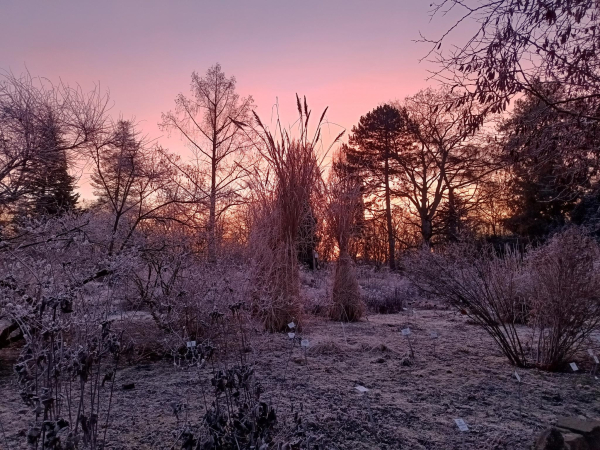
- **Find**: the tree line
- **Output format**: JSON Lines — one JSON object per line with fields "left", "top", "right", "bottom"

{"left": 2, "top": 0, "right": 600, "bottom": 270}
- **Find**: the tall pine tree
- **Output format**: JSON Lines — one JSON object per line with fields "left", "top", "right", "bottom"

{"left": 26, "top": 112, "right": 79, "bottom": 217}
{"left": 346, "top": 105, "right": 409, "bottom": 270}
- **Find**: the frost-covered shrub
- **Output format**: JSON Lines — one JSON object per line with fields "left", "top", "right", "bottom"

{"left": 142, "top": 256, "right": 249, "bottom": 355}
{"left": 0, "top": 218, "right": 128, "bottom": 448}
{"left": 407, "top": 244, "right": 529, "bottom": 366}
{"left": 358, "top": 267, "right": 414, "bottom": 314}
{"left": 407, "top": 228, "right": 600, "bottom": 370}
{"left": 524, "top": 228, "right": 600, "bottom": 370}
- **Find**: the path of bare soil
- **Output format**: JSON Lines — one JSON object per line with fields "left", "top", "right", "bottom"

{"left": 1, "top": 309, "right": 599, "bottom": 449}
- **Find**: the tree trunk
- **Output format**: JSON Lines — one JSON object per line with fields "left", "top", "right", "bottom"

{"left": 384, "top": 155, "right": 396, "bottom": 270}
{"left": 421, "top": 215, "right": 432, "bottom": 247}
{"left": 208, "top": 134, "right": 217, "bottom": 263}
{"left": 447, "top": 187, "right": 458, "bottom": 242}
{"left": 207, "top": 90, "right": 220, "bottom": 264}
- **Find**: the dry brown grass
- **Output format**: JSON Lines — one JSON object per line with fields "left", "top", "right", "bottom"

{"left": 240, "top": 96, "right": 343, "bottom": 332}
{"left": 327, "top": 149, "right": 365, "bottom": 322}
{"left": 330, "top": 252, "right": 364, "bottom": 322}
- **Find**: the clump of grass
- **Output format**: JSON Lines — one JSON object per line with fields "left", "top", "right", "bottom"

{"left": 309, "top": 339, "right": 348, "bottom": 356}
{"left": 326, "top": 149, "right": 364, "bottom": 322}
{"left": 239, "top": 96, "right": 342, "bottom": 332}
{"left": 330, "top": 252, "right": 363, "bottom": 321}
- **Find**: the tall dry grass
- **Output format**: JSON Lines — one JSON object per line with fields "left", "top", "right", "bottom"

{"left": 326, "top": 150, "right": 364, "bottom": 321}
{"left": 238, "top": 96, "right": 343, "bottom": 331}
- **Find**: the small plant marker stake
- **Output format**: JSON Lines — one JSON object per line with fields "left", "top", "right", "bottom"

{"left": 301, "top": 339, "right": 310, "bottom": 366}
{"left": 454, "top": 418, "right": 469, "bottom": 449}
{"left": 570, "top": 362, "right": 579, "bottom": 391}
{"left": 401, "top": 327, "right": 414, "bottom": 358}
{"left": 588, "top": 349, "right": 599, "bottom": 378}
{"left": 355, "top": 385, "right": 373, "bottom": 423}
{"left": 431, "top": 331, "right": 438, "bottom": 356}
{"left": 341, "top": 321, "right": 348, "bottom": 344}
{"left": 514, "top": 370, "right": 522, "bottom": 417}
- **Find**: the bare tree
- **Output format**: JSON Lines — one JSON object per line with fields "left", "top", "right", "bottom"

{"left": 393, "top": 88, "right": 496, "bottom": 245}
{"left": 0, "top": 71, "right": 109, "bottom": 213}
{"left": 423, "top": 0, "right": 600, "bottom": 120}
{"left": 160, "top": 64, "right": 254, "bottom": 262}
{"left": 90, "top": 120, "right": 179, "bottom": 255}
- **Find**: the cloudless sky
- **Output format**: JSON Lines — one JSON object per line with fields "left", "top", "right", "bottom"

{"left": 0, "top": 0, "right": 471, "bottom": 194}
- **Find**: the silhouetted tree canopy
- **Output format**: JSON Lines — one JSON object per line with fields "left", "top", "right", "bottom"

{"left": 346, "top": 104, "right": 410, "bottom": 269}
{"left": 500, "top": 87, "right": 600, "bottom": 239}
{"left": 426, "top": 0, "right": 600, "bottom": 121}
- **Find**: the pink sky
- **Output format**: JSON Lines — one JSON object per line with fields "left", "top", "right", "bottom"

{"left": 0, "top": 1, "right": 472, "bottom": 195}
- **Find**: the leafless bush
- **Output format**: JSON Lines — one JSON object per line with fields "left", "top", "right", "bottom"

{"left": 363, "top": 285, "right": 406, "bottom": 315}
{"left": 141, "top": 257, "right": 249, "bottom": 356}
{"left": 406, "top": 244, "right": 529, "bottom": 367}
{"left": 298, "top": 266, "right": 331, "bottom": 316}
{"left": 407, "top": 228, "right": 600, "bottom": 370}
{"left": 0, "top": 246, "right": 124, "bottom": 449}
{"left": 524, "top": 228, "right": 600, "bottom": 370}
{"left": 356, "top": 268, "right": 414, "bottom": 314}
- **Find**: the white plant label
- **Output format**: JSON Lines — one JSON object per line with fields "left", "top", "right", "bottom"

{"left": 401, "top": 328, "right": 411, "bottom": 336}
{"left": 514, "top": 371, "right": 521, "bottom": 383}
{"left": 301, "top": 339, "right": 310, "bottom": 348}
{"left": 355, "top": 385, "right": 369, "bottom": 393}
{"left": 186, "top": 341, "right": 196, "bottom": 348}
{"left": 570, "top": 362, "right": 579, "bottom": 372}
{"left": 288, "top": 322, "right": 296, "bottom": 329}
{"left": 430, "top": 331, "right": 438, "bottom": 339}
{"left": 594, "top": 356, "right": 599, "bottom": 364}
{"left": 288, "top": 332, "right": 295, "bottom": 339}
{"left": 454, "top": 418, "right": 469, "bottom": 432}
